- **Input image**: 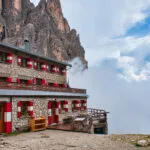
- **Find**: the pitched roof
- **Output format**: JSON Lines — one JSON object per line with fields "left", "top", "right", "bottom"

{"left": 0, "top": 42, "right": 72, "bottom": 67}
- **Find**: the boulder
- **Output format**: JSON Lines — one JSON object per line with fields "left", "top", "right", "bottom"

{"left": 136, "top": 140, "right": 149, "bottom": 147}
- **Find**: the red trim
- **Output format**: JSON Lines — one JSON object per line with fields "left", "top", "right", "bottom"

{"left": 16, "top": 78, "right": 20, "bottom": 84}
{"left": 62, "top": 68, "right": 66, "bottom": 75}
{"left": 53, "top": 83, "right": 59, "bottom": 87}
{"left": 52, "top": 66, "right": 57, "bottom": 73}
{"left": 4, "top": 122, "right": 12, "bottom": 133}
{"left": 48, "top": 101, "right": 52, "bottom": 109}
{"left": 41, "top": 79, "right": 46, "bottom": 85}
{"left": 28, "top": 101, "right": 33, "bottom": 106}
{"left": 48, "top": 101, "right": 52, "bottom": 125}
{"left": 27, "top": 59, "right": 33, "bottom": 68}
{"left": 6, "top": 77, "right": 12, "bottom": 83}
{"left": 33, "top": 78, "right": 36, "bottom": 85}
{"left": 18, "top": 56, "right": 21, "bottom": 65}
{"left": 28, "top": 101, "right": 33, "bottom": 116}
{"left": 4, "top": 102, "right": 12, "bottom": 112}
{"left": 62, "top": 84, "right": 67, "bottom": 88}
{"left": 55, "top": 101, "right": 59, "bottom": 123}
{"left": 64, "top": 101, "right": 68, "bottom": 112}
{"left": 7, "top": 53, "right": 13, "bottom": 64}
{"left": 75, "top": 100, "right": 81, "bottom": 110}
{"left": 4, "top": 102, "right": 12, "bottom": 133}
{"left": 41, "top": 63, "right": 46, "bottom": 71}
{"left": 27, "top": 80, "right": 32, "bottom": 85}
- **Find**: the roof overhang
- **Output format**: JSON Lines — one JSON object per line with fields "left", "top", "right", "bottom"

{"left": 0, "top": 42, "right": 72, "bottom": 67}
{"left": 0, "top": 89, "right": 89, "bottom": 98}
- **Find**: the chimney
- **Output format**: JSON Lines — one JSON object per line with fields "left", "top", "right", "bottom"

{"left": 24, "top": 39, "right": 30, "bottom": 51}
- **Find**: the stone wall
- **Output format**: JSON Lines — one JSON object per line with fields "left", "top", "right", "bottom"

{"left": 0, "top": 52, "right": 66, "bottom": 84}
{"left": 12, "top": 97, "right": 86, "bottom": 131}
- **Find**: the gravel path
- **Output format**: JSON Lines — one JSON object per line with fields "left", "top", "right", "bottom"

{"left": 0, "top": 130, "right": 149, "bottom": 150}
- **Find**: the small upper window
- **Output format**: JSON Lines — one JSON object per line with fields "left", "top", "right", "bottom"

{"left": 0, "top": 52, "right": 7, "bottom": 63}
{"left": 21, "top": 58, "right": 27, "bottom": 68}
{"left": 36, "top": 62, "right": 42, "bottom": 70}
{"left": 36, "top": 78, "right": 42, "bottom": 85}
{"left": 0, "top": 77, "right": 6, "bottom": 82}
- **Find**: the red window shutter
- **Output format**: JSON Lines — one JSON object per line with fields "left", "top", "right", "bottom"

{"left": 41, "top": 79, "right": 46, "bottom": 85}
{"left": 33, "top": 78, "right": 36, "bottom": 85}
{"left": 75, "top": 100, "right": 81, "bottom": 110}
{"left": 4, "top": 102, "right": 12, "bottom": 133}
{"left": 27, "top": 101, "right": 33, "bottom": 116}
{"left": 48, "top": 101, "right": 52, "bottom": 125}
{"left": 64, "top": 101, "right": 69, "bottom": 112}
{"left": 17, "top": 101, "right": 22, "bottom": 118}
{"left": 27, "top": 80, "right": 32, "bottom": 85}
{"left": 7, "top": 53, "right": 13, "bottom": 64}
{"left": 41, "top": 63, "right": 46, "bottom": 71}
{"left": 62, "top": 84, "right": 67, "bottom": 88}
{"left": 62, "top": 68, "right": 66, "bottom": 75}
{"left": 6, "top": 77, "right": 12, "bottom": 83}
{"left": 55, "top": 101, "right": 59, "bottom": 123}
{"left": 53, "top": 83, "right": 59, "bottom": 87}
{"left": 52, "top": 66, "right": 57, "bottom": 73}
{"left": 27, "top": 59, "right": 33, "bottom": 68}
{"left": 16, "top": 78, "right": 20, "bottom": 84}
{"left": 18, "top": 56, "right": 21, "bottom": 65}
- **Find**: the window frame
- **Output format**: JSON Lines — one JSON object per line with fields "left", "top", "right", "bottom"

{"left": 0, "top": 52, "right": 8, "bottom": 63}
{"left": 21, "top": 101, "right": 28, "bottom": 116}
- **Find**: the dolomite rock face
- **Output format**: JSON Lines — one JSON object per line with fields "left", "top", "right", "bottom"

{"left": 0, "top": 0, "right": 87, "bottom": 68}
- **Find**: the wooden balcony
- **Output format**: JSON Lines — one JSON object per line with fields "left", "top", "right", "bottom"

{"left": 0, "top": 82, "right": 86, "bottom": 94}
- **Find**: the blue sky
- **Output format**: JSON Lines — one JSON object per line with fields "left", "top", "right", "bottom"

{"left": 32, "top": 0, "right": 150, "bottom": 134}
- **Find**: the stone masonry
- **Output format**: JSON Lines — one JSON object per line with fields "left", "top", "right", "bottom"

{"left": 0, "top": 48, "right": 66, "bottom": 84}
{"left": 12, "top": 97, "right": 86, "bottom": 132}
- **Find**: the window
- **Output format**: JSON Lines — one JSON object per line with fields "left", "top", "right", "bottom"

{"left": 0, "top": 77, "right": 6, "bottom": 82}
{"left": 48, "top": 64, "right": 52, "bottom": 72}
{"left": 0, "top": 52, "right": 7, "bottom": 63}
{"left": 20, "top": 79, "right": 28, "bottom": 84}
{"left": 48, "top": 83, "right": 53, "bottom": 87}
{"left": 37, "top": 62, "right": 42, "bottom": 70}
{"left": 36, "top": 78, "right": 42, "bottom": 85}
{"left": 21, "top": 101, "right": 28, "bottom": 116}
{"left": 21, "top": 58, "right": 27, "bottom": 68}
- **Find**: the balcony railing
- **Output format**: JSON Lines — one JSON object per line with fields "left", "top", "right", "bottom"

{"left": 0, "top": 82, "right": 86, "bottom": 94}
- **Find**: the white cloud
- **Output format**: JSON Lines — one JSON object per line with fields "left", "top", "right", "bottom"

{"left": 68, "top": 65, "right": 150, "bottom": 134}
{"left": 61, "top": 0, "right": 150, "bottom": 81}
{"left": 31, "top": 0, "right": 150, "bottom": 81}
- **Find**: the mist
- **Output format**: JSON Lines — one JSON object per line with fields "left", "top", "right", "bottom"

{"left": 68, "top": 58, "right": 150, "bottom": 134}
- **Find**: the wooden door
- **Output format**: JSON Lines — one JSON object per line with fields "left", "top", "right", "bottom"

{"left": 0, "top": 103, "right": 4, "bottom": 133}
{"left": 51, "top": 101, "right": 56, "bottom": 123}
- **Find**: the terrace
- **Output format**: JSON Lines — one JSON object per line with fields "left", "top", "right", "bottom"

{"left": 0, "top": 82, "right": 86, "bottom": 94}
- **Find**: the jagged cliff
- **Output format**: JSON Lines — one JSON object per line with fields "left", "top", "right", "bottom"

{"left": 0, "top": 0, "right": 87, "bottom": 68}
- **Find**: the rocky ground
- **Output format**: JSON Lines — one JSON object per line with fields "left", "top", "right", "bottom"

{"left": 0, "top": 130, "right": 150, "bottom": 150}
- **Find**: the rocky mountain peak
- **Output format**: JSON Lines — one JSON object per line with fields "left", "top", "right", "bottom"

{"left": 0, "top": 0, "right": 87, "bottom": 68}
